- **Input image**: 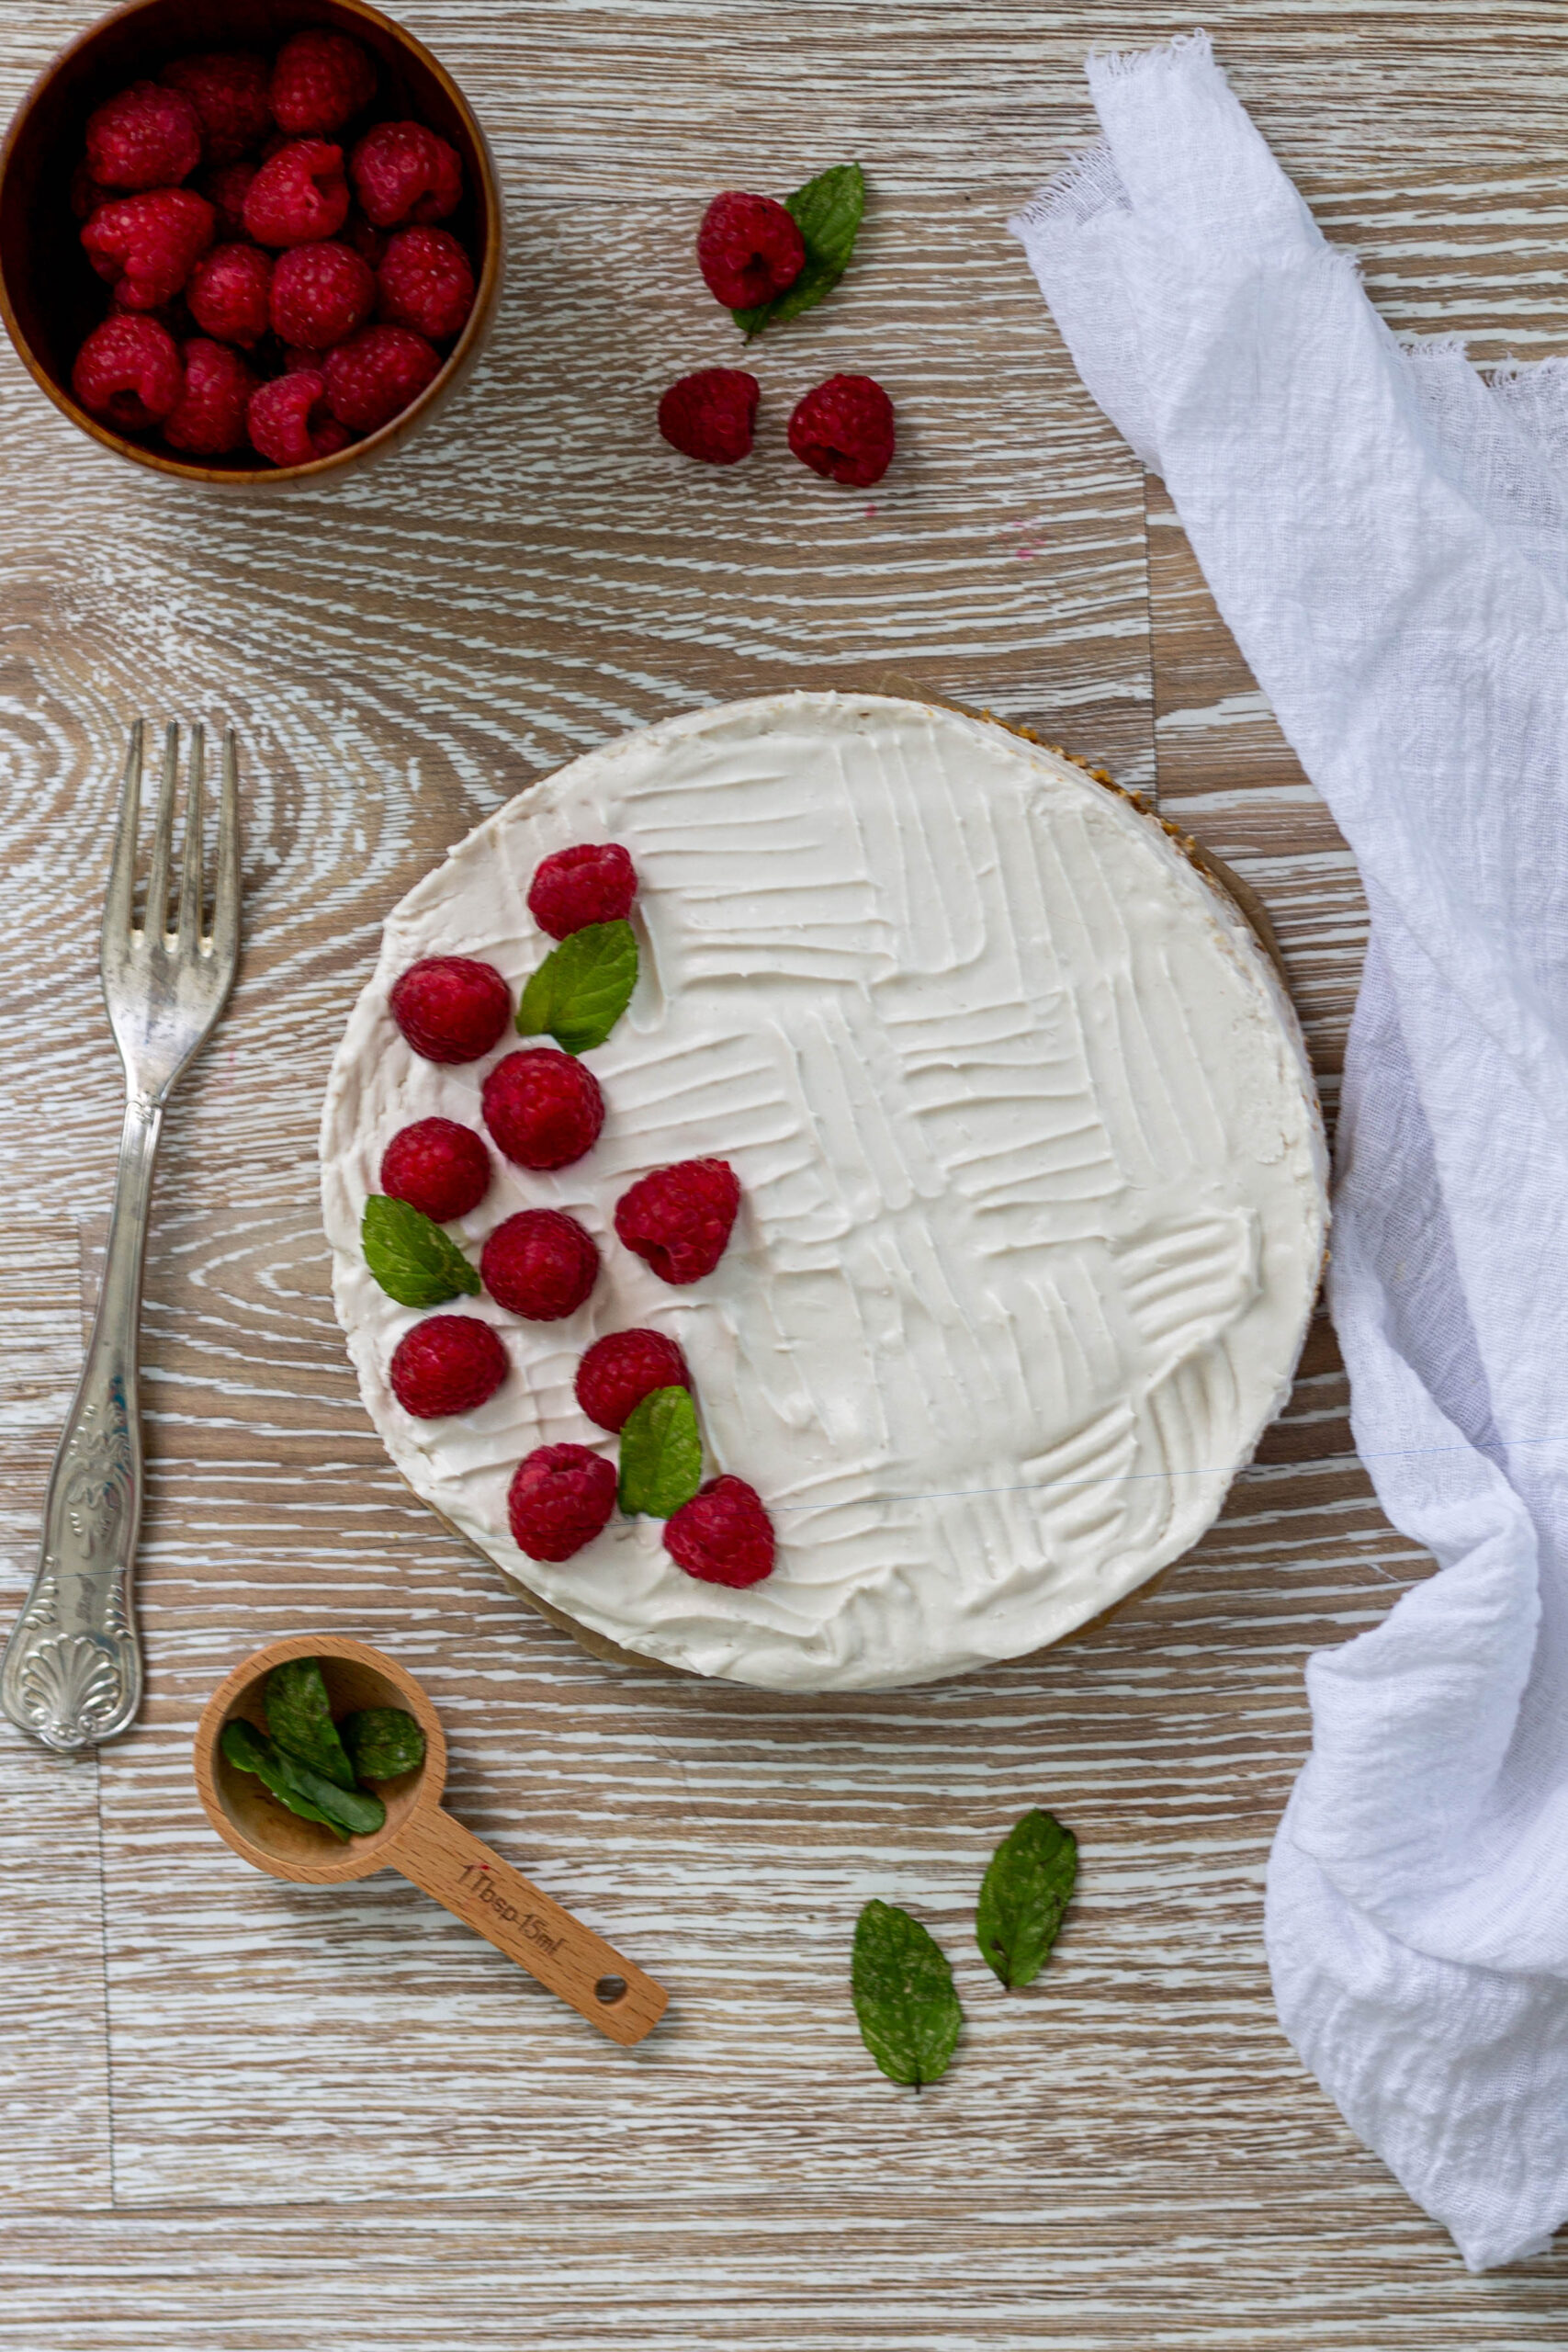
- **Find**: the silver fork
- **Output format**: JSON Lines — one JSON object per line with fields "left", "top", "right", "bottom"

{"left": 1, "top": 724, "right": 241, "bottom": 1753}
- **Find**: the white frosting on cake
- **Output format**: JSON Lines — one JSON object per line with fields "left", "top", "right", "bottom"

{"left": 321, "top": 692, "right": 1328, "bottom": 1691}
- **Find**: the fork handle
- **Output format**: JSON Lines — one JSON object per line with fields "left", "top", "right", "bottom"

{"left": 1, "top": 1093, "right": 161, "bottom": 1751}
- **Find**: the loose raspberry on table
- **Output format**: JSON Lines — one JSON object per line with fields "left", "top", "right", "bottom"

{"left": 269, "top": 29, "right": 377, "bottom": 137}
{"left": 389, "top": 956, "right": 511, "bottom": 1063}
{"left": 200, "top": 160, "right": 256, "bottom": 241}
{"left": 350, "top": 119, "right": 463, "bottom": 228}
{"left": 243, "top": 140, "right": 350, "bottom": 246}
{"left": 186, "top": 242, "right": 272, "bottom": 346}
{"left": 575, "top": 1329, "right": 691, "bottom": 1434}
{"left": 664, "top": 1476, "right": 775, "bottom": 1588}
{"left": 323, "top": 323, "right": 440, "bottom": 432}
{"left": 787, "top": 373, "right": 896, "bottom": 488}
{"left": 85, "top": 80, "right": 202, "bottom": 191}
{"left": 658, "top": 368, "right": 759, "bottom": 467}
{"left": 377, "top": 226, "right": 475, "bottom": 341}
{"left": 615, "top": 1158, "right": 740, "bottom": 1285}
{"left": 247, "top": 368, "right": 351, "bottom": 466}
{"left": 481, "top": 1049, "right": 605, "bottom": 1171}
{"left": 270, "top": 238, "right": 375, "bottom": 348}
{"left": 481, "top": 1210, "right": 600, "bottom": 1321}
{"left": 159, "top": 51, "right": 272, "bottom": 164}
{"left": 507, "top": 1444, "right": 617, "bottom": 1563}
{"left": 71, "top": 313, "right": 183, "bottom": 430}
{"left": 380, "top": 1117, "right": 492, "bottom": 1222}
{"left": 527, "top": 843, "right": 637, "bottom": 940}
{"left": 696, "top": 190, "right": 806, "bottom": 310}
{"left": 389, "top": 1314, "right": 508, "bottom": 1419}
{"left": 83, "top": 188, "right": 215, "bottom": 311}
{"left": 163, "top": 337, "right": 257, "bottom": 456}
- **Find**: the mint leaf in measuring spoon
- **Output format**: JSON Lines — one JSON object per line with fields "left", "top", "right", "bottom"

{"left": 852, "top": 1900, "right": 963, "bottom": 2088}
{"left": 340, "top": 1707, "right": 425, "bottom": 1782}
{"left": 362, "top": 1194, "right": 480, "bottom": 1308}
{"left": 221, "top": 1717, "right": 348, "bottom": 1839}
{"left": 731, "top": 163, "right": 866, "bottom": 339}
{"left": 617, "top": 1384, "right": 703, "bottom": 1518}
{"left": 976, "top": 1808, "right": 1077, "bottom": 1989}
{"left": 265, "top": 1656, "right": 355, "bottom": 1790}
{"left": 517, "top": 920, "right": 638, "bottom": 1056}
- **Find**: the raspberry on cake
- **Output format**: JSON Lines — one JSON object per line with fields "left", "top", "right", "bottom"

{"left": 664, "top": 1476, "right": 776, "bottom": 1588}
{"left": 380, "top": 1118, "right": 491, "bottom": 1223}
{"left": 575, "top": 1329, "right": 691, "bottom": 1433}
{"left": 508, "top": 1444, "right": 616, "bottom": 1563}
{"left": 389, "top": 1314, "right": 507, "bottom": 1419}
{"left": 323, "top": 324, "right": 440, "bottom": 433}
{"left": 787, "top": 374, "right": 896, "bottom": 488}
{"left": 376, "top": 227, "right": 475, "bottom": 341}
{"left": 269, "top": 29, "right": 378, "bottom": 137}
{"left": 350, "top": 120, "right": 463, "bottom": 228}
{"left": 269, "top": 240, "right": 376, "bottom": 348}
{"left": 71, "top": 314, "right": 184, "bottom": 430}
{"left": 82, "top": 189, "right": 215, "bottom": 311}
{"left": 527, "top": 843, "right": 637, "bottom": 939}
{"left": 186, "top": 243, "right": 273, "bottom": 347}
{"left": 163, "top": 338, "right": 258, "bottom": 456}
{"left": 243, "top": 140, "right": 351, "bottom": 246}
{"left": 658, "top": 369, "right": 760, "bottom": 467}
{"left": 159, "top": 52, "right": 273, "bottom": 164}
{"left": 85, "top": 81, "right": 203, "bottom": 191}
{"left": 389, "top": 956, "right": 511, "bottom": 1062}
{"left": 481, "top": 1048, "right": 605, "bottom": 1171}
{"left": 248, "top": 368, "right": 351, "bottom": 467}
{"left": 696, "top": 191, "right": 805, "bottom": 309}
{"left": 615, "top": 1159, "right": 740, "bottom": 1285}
{"left": 480, "top": 1210, "right": 599, "bottom": 1321}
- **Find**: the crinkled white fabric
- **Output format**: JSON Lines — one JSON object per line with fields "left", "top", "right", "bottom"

{"left": 1012, "top": 30, "right": 1568, "bottom": 2272}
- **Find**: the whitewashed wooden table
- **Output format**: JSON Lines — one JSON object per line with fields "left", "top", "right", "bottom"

{"left": 5, "top": 3, "right": 1568, "bottom": 2342}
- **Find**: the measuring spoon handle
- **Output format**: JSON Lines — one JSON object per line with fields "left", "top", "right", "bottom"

{"left": 389, "top": 1807, "right": 667, "bottom": 2046}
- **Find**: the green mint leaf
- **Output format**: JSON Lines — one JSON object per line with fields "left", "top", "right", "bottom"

{"left": 852, "top": 1900, "right": 963, "bottom": 2088}
{"left": 976, "top": 1808, "right": 1077, "bottom": 1989}
{"left": 731, "top": 163, "right": 866, "bottom": 338}
{"left": 340, "top": 1707, "right": 426, "bottom": 1782}
{"left": 264, "top": 1657, "right": 356, "bottom": 1790}
{"left": 220, "top": 1717, "right": 348, "bottom": 1840}
{"left": 517, "top": 919, "right": 638, "bottom": 1056}
{"left": 617, "top": 1384, "right": 703, "bottom": 1518}
{"left": 362, "top": 1193, "right": 480, "bottom": 1307}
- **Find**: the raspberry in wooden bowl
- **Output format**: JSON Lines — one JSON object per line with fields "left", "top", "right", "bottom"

{"left": 0, "top": 0, "right": 502, "bottom": 484}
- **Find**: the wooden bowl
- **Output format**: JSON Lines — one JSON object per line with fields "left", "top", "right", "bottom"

{"left": 0, "top": 0, "right": 502, "bottom": 485}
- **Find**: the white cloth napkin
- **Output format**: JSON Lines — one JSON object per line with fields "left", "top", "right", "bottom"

{"left": 1011, "top": 30, "right": 1568, "bottom": 2272}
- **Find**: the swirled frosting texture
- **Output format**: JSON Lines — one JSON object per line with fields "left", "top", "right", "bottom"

{"left": 321, "top": 693, "right": 1328, "bottom": 1690}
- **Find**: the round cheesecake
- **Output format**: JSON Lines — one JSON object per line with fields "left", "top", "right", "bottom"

{"left": 321, "top": 692, "right": 1328, "bottom": 1692}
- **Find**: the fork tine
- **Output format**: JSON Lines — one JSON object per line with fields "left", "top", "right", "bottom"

{"left": 103, "top": 721, "right": 143, "bottom": 948}
{"left": 143, "top": 722, "right": 180, "bottom": 941}
{"left": 209, "top": 729, "right": 241, "bottom": 969}
{"left": 176, "top": 724, "right": 206, "bottom": 953}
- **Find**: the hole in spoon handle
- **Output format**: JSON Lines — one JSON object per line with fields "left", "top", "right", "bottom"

{"left": 389, "top": 1806, "right": 667, "bottom": 2046}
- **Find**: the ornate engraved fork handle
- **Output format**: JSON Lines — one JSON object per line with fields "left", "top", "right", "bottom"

{"left": 2, "top": 1095, "right": 161, "bottom": 1751}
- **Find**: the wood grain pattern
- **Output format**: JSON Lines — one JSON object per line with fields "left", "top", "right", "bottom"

{"left": 3, "top": 0, "right": 1567, "bottom": 2338}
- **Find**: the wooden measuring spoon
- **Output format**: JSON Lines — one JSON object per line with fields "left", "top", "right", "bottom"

{"left": 193, "top": 1633, "right": 667, "bottom": 2048}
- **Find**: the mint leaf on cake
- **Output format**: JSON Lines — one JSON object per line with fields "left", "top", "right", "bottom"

{"left": 729, "top": 164, "right": 866, "bottom": 338}
{"left": 517, "top": 919, "right": 638, "bottom": 1056}
{"left": 617, "top": 1383, "right": 704, "bottom": 1518}
{"left": 852, "top": 1900, "right": 963, "bottom": 2088}
{"left": 362, "top": 1194, "right": 480, "bottom": 1307}
{"left": 976, "top": 1808, "right": 1077, "bottom": 1990}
